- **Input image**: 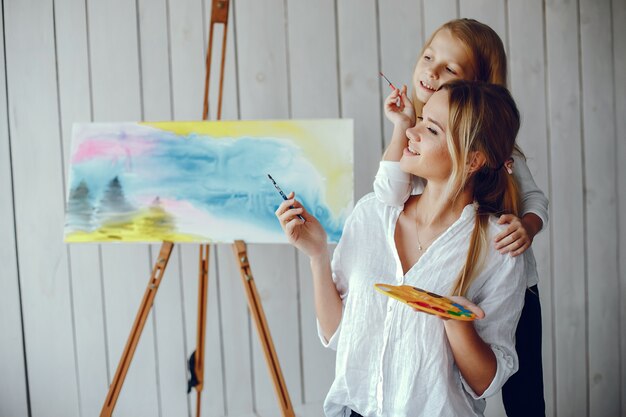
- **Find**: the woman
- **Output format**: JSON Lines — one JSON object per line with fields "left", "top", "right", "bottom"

{"left": 276, "top": 80, "right": 526, "bottom": 416}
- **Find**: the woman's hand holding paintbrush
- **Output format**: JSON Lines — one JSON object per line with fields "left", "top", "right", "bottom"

{"left": 275, "top": 192, "right": 328, "bottom": 259}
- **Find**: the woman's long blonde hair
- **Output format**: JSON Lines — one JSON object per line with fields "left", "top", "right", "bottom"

{"left": 439, "top": 80, "right": 521, "bottom": 296}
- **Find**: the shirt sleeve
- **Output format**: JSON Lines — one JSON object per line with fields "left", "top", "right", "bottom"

{"left": 316, "top": 211, "right": 352, "bottom": 350}
{"left": 373, "top": 161, "right": 424, "bottom": 207}
{"left": 511, "top": 152, "right": 550, "bottom": 231}
{"left": 459, "top": 252, "right": 527, "bottom": 400}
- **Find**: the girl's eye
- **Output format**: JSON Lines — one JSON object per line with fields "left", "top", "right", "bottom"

{"left": 446, "top": 67, "right": 457, "bottom": 75}
{"left": 417, "top": 116, "right": 424, "bottom": 121}
{"left": 423, "top": 55, "right": 432, "bottom": 61}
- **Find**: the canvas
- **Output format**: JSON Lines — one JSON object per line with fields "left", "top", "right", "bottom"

{"left": 64, "top": 120, "right": 353, "bottom": 243}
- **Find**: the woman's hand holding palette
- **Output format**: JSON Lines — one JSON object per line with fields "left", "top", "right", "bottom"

{"left": 374, "top": 283, "right": 477, "bottom": 321}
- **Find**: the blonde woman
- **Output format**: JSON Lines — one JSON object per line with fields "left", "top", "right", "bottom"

{"left": 378, "top": 19, "right": 547, "bottom": 416}
{"left": 276, "top": 81, "right": 526, "bottom": 416}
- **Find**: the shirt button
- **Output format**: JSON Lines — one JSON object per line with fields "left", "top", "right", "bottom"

{"left": 387, "top": 305, "right": 393, "bottom": 312}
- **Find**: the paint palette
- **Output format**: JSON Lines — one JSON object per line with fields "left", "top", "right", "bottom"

{"left": 374, "top": 284, "right": 477, "bottom": 321}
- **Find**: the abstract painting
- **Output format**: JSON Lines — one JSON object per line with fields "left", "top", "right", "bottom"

{"left": 64, "top": 120, "right": 353, "bottom": 243}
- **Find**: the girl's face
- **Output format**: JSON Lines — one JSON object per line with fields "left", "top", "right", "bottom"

{"left": 400, "top": 89, "right": 452, "bottom": 181}
{"left": 413, "top": 29, "right": 476, "bottom": 104}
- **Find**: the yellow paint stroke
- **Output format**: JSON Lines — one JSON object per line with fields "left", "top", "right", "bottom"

{"left": 65, "top": 207, "right": 207, "bottom": 243}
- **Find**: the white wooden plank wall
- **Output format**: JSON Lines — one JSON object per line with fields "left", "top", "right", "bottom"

{"left": 614, "top": 0, "right": 626, "bottom": 413}
{"left": 1, "top": 1, "right": 624, "bottom": 416}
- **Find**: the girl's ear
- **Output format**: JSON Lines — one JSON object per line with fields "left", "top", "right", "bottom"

{"left": 467, "top": 151, "right": 487, "bottom": 174}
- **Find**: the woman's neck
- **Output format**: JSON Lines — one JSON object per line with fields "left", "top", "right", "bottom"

{"left": 414, "top": 181, "right": 474, "bottom": 227}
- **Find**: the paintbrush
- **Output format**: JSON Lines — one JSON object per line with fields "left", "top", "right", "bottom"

{"left": 267, "top": 174, "right": 306, "bottom": 222}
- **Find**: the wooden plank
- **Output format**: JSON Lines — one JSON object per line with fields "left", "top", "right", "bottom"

{"left": 458, "top": 0, "right": 507, "bottom": 52}
{"left": 179, "top": 245, "right": 225, "bottom": 417}
{"left": 506, "top": 1, "right": 554, "bottom": 416}
{"left": 613, "top": 0, "right": 626, "bottom": 414}
{"left": 246, "top": 244, "right": 300, "bottom": 414}
{"left": 4, "top": 0, "right": 80, "bottom": 416}
{"left": 545, "top": 0, "right": 587, "bottom": 415}
{"left": 149, "top": 247, "right": 189, "bottom": 417}
{"left": 336, "top": 0, "right": 383, "bottom": 199}
{"left": 378, "top": 0, "right": 423, "bottom": 147}
{"left": 85, "top": 0, "right": 160, "bottom": 415}
{"left": 167, "top": 0, "right": 235, "bottom": 415}
{"left": 0, "top": 3, "right": 29, "bottom": 416}
{"left": 285, "top": 0, "right": 339, "bottom": 406}
{"left": 580, "top": 0, "right": 620, "bottom": 415}
{"left": 54, "top": 0, "right": 110, "bottom": 415}
{"left": 287, "top": 0, "right": 340, "bottom": 120}
{"left": 215, "top": 245, "right": 255, "bottom": 416}
{"left": 137, "top": 1, "right": 195, "bottom": 416}
{"left": 204, "top": 0, "right": 239, "bottom": 123}
{"left": 199, "top": 0, "right": 253, "bottom": 415}
{"left": 233, "top": 1, "right": 302, "bottom": 414}
{"left": 423, "top": 0, "right": 458, "bottom": 38}
{"left": 137, "top": 0, "right": 173, "bottom": 122}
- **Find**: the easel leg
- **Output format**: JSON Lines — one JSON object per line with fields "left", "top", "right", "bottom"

{"left": 194, "top": 244, "right": 210, "bottom": 417}
{"left": 100, "top": 242, "right": 175, "bottom": 417}
{"left": 232, "top": 240, "right": 295, "bottom": 417}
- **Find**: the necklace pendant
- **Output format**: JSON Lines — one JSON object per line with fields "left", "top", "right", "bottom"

{"left": 418, "top": 244, "right": 423, "bottom": 251}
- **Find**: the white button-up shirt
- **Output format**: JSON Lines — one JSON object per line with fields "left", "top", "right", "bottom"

{"left": 318, "top": 193, "right": 526, "bottom": 417}
{"left": 373, "top": 159, "right": 544, "bottom": 286}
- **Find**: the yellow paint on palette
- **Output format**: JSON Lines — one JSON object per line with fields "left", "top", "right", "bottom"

{"left": 141, "top": 119, "right": 353, "bottom": 215}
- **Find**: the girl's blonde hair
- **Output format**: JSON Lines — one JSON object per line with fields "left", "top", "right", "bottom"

{"left": 411, "top": 18, "right": 508, "bottom": 116}
{"left": 438, "top": 80, "right": 520, "bottom": 296}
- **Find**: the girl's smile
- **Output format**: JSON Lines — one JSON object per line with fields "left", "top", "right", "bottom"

{"left": 413, "top": 28, "right": 475, "bottom": 103}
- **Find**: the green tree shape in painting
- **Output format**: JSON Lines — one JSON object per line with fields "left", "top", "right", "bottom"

{"left": 67, "top": 180, "right": 94, "bottom": 231}
{"left": 95, "top": 176, "right": 137, "bottom": 238}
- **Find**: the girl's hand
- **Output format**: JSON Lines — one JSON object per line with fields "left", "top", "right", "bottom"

{"left": 275, "top": 192, "right": 328, "bottom": 259}
{"left": 383, "top": 84, "right": 415, "bottom": 127}
{"left": 494, "top": 214, "right": 531, "bottom": 256}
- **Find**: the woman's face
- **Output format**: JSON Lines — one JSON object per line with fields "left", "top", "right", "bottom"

{"left": 400, "top": 89, "right": 452, "bottom": 182}
{"left": 413, "top": 29, "right": 475, "bottom": 104}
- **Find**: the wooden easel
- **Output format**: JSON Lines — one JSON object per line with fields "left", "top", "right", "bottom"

{"left": 100, "top": 1, "right": 294, "bottom": 415}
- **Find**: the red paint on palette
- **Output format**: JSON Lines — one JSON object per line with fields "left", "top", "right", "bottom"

{"left": 374, "top": 283, "right": 477, "bottom": 321}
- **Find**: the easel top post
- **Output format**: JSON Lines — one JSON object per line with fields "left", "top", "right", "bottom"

{"left": 211, "top": 0, "right": 229, "bottom": 24}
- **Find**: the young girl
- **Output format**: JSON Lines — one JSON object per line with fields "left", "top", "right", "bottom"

{"left": 276, "top": 81, "right": 526, "bottom": 416}
{"left": 376, "top": 19, "right": 547, "bottom": 416}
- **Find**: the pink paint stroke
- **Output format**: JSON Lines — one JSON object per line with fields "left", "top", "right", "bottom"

{"left": 72, "top": 137, "right": 156, "bottom": 164}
